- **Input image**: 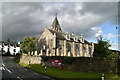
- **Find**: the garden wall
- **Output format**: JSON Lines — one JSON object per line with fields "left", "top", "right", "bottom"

{"left": 20, "top": 54, "right": 42, "bottom": 64}
{"left": 64, "top": 58, "right": 118, "bottom": 74}
{"left": 42, "top": 56, "right": 119, "bottom": 74}
{"left": 18, "top": 55, "right": 119, "bottom": 74}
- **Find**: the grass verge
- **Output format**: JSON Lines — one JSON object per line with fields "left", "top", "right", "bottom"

{"left": 18, "top": 63, "right": 119, "bottom": 79}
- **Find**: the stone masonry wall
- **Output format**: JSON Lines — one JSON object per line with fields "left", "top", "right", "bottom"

{"left": 20, "top": 54, "right": 42, "bottom": 64}
{"left": 42, "top": 56, "right": 118, "bottom": 74}
{"left": 63, "top": 58, "right": 118, "bottom": 74}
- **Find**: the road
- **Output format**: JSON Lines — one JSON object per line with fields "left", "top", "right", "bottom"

{"left": 1, "top": 56, "right": 55, "bottom": 80}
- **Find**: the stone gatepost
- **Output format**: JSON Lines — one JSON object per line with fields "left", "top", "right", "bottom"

{"left": 72, "top": 42, "right": 75, "bottom": 57}
{"left": 63, "top": 40, "right": 67, "bottom": 56}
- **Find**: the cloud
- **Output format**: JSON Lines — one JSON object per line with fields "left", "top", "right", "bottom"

{"left": 103, "top": 33, "right": 114, "bottom": 39}
{"left": 2, "top": 2, "right": 118, "bottom": 41}
{"left": 109, "top": 43, "right": 120, "bottom": 51}
{"left": 102, "top": 34, "right": 120, "bottom": 39}
{"left": 91, "top": 27, "right": 103, "bottom": 37}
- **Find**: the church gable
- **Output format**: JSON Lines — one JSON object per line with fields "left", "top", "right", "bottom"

{"left": 39, "top": 28, "right": 54, "bottom": 41}
{"left": 50, "top": 14, "right": 62, "bottom": 32}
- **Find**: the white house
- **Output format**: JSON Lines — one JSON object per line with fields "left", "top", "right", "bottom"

{"left": 0, "top": 41, "right": 21, "bottom": 56}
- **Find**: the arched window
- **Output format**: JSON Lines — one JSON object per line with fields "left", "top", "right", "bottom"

{"left": 89, "top": 47, "right": 92, "bottom": 55}
{"left": 75, "top": 44, "right": 79, "bottom": 57}
{"left": 58, "top": 44, "right": 62, "bottom": 56}
{"left": 82, "top": 45, "right": 86, "bottom": 56}
{"left": 67, "top": 43, "right": 72, "bottom": 56}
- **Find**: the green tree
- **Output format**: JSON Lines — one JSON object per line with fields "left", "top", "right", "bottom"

{"left": 4, "top": 38, "right": 10, "bottom": 42}
{"left": 20, "top": 36, "right": 30, "bottom": 54}
{"left": 28, "top": 36, "right": 37, "bottom": 54}
{"left": 20, "top": 36, "right": 37, "bottom": 55}
{"left": 93, "top": 35, "right": 111, "bottom": 58}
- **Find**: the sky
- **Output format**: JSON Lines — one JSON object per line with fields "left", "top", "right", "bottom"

{"left": 1, "top": 2, "right": 120, "bottom": 50}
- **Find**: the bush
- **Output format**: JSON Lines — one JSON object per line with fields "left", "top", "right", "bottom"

{"left": 107, "top": 53, "right": 118, "bottom": 59}
{"left": 41, "top": 56, "right": 78, "bottom": 64}
{"left": 41, "top": 56, "right": 50, "bottom": 61}
{"left": 13, "top": 54, "right": 21, "bottom": 63}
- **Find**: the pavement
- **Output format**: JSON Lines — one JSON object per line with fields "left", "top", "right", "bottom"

{"left": 1, "top": 56, "right": 55, "bottom": 80}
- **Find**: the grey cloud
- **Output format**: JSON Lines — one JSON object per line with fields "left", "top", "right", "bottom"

{"left": 2, "top": 2, "right": 118, "bottom": 42}
{"left": 80, "top": 2, "right": 118, "bottom": 23}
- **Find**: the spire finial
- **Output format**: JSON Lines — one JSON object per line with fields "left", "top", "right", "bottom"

{"left": 55, "top": 12, "right": 57, "bottom": 17}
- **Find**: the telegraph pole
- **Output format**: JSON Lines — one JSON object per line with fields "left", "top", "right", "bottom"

{"left": 115, "top": 15, "right": 118, "bottom": 75}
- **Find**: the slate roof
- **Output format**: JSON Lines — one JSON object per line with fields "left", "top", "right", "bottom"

{"left": 47, "top": 15, "right": 91, "bottom": 44}
{"left": 48, "top": 29, "right": 66, "bottom": 40}
{"left": 48, "top": 28, "right": 91, "bottom": 44}
{"left": 1, "top": 41, "right": 20, "bottom": 47}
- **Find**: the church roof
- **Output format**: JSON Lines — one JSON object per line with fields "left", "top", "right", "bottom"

{"left": 48, "top": 29, "right": 66, "bottom": 40}
{"left": 47, "top": 14, "right": 92, "bottom": 44}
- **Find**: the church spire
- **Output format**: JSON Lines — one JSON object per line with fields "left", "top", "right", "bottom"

{"left": 55, "top": 12, "right": 57, "bottom": 17}
{"left": 50, "top": 13, "right": 62, "bottom": 32}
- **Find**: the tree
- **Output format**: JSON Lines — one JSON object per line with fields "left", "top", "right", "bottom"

{"left": 5, "top": 38, "right": 10, "bottom": 42}
{"left": 28, "top": 36, "right": 37, "bottom": 54}
{"left": 20, "top": 36, "right": 37, "bottom": 55}
{"left": 20, "top": 36, "right": 30, "bottom": 54}
{"left": 93, "top": 35, "right": 111, "bottom": 58}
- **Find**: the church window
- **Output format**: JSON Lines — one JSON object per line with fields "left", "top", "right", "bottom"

{"left": 67, "top": 43, "right": 72, "bottom": 56}
{"left": 82, "top": 45, "right": 86, "bottom": 56}
{"left": 89, "top": 47, "right": 92, "bottom": 55}
{"left": 75, "top": 44, "right": 79, "bottom": 56}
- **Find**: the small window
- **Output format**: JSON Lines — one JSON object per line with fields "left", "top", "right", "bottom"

{"left": 14, "top": 49, "right": 16, "bottom": 52}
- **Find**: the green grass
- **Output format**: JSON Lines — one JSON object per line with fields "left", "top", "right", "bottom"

{"left": 18, "top": 62, "right": 29, "bottom": 67}
{"left": 19, "top": 63, "right": 119, "bottom": 79}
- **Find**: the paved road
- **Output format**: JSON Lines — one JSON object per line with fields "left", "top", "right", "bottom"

{"left": 1, "top": 56, "right": 54, "bottom": 80}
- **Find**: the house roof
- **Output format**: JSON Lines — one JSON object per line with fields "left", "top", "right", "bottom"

{"left": 1, "top": 41, "right": 20, "bottom": 47}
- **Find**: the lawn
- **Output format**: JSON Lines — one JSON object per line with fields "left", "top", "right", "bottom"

{"left": 18, "top": 62, "right": 119, "bottom": 80}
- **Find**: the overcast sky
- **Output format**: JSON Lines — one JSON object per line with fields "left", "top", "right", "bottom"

{"left": 2, "top": 2, "right": 119, "bottom": 50}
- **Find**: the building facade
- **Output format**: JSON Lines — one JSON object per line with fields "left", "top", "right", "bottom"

{"left": 37, "top": 15, "right": 94, "bottom": 57}
{"left": 0, "top": 41, "right": 21, "bottom": 55}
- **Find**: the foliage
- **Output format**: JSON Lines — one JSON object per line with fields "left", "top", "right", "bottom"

{"left": 41, "top": 56, "right": 79, "bottom": 64}
{"left": 4, "top": 38, "right": 10, "bottom": 42}
{"left": 13, "top": 54, "right": 21, "bottom": 63}
{"left": 107, "top": 52, "right": 119, "bottom": 59}
{"left": 20, "top": 36, "right": 37, "bottom": 54}
{"left": 93, "top": 35, "right": 111, "bottom": 58}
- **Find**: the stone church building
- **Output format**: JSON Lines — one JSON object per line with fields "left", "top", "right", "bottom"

{"left": 37, "top": 15, "right": 94, "bottom": 57}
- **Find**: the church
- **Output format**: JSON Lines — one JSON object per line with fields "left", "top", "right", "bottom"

{"left": 37, "top": 14, "right": 94, "bottom": 57}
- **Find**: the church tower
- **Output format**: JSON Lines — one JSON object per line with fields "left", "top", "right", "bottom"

{"left": 50, "top": 13, "right": 62, "bottom": 32}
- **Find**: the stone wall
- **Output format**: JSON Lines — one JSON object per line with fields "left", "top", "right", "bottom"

{"left": 63, "top": 58, "right": 118, "bottom": 74}
{"left": 42, "top": 56, "right": 119, "bottom": 74}
{"left": 20, "top": 54, "right": 42, "bottom": 64}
